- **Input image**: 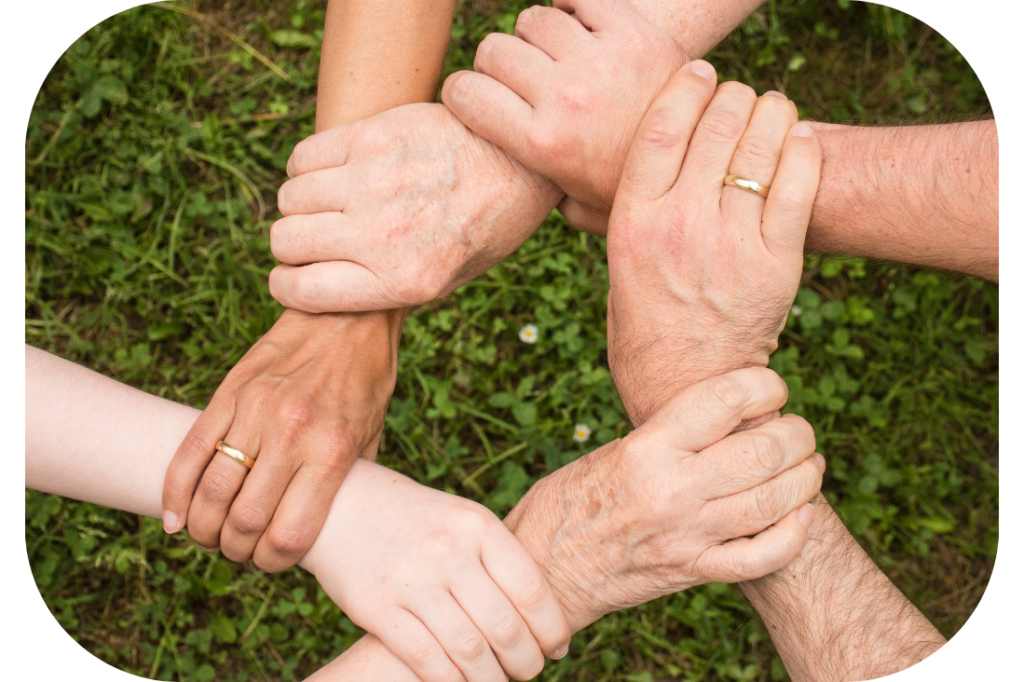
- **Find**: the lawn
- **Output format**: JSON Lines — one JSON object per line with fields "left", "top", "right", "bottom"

{"left": 24, "top": 1, "right": 997, "bottom": 681}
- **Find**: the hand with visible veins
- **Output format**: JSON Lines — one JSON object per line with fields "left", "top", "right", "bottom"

{"left": 604, "top": 62, "right": 820, "bottom": 425}
{"left": 162, "top": 309, "right": 401, "bottom": 571}
{"left": 442, "top": 0, "right": 687, "bottom": 234}
{"left": 267, "top": 103, "right": 562, "bottom": 313}
{"left": 305, "top": 367, "right": 825, "bottom": 681}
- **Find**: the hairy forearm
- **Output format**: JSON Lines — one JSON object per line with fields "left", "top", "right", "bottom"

{"left": 740, "top": 494, "right": 945, "bottom": 681}
{"left": 807, "top": 120, "right": 998, "bottom": 280}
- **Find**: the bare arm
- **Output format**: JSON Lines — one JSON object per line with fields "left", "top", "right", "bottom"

{"left": 740, "top": 495, "right": 946, "bottom": 682}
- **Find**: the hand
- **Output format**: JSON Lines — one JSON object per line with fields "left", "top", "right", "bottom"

{"left": 504, "top": 367, "right": 823, "bottom": 630}
{"left": 605, "top": 65, "right": 822, "bottom": 425}
{"left": 442, "top": 0, "right": 687, "bottom": 235}
{"left": 267, "top": 103, "right": 562, "bottom": 313}
{"left": 161, "top": 309, "right": 402, "bottom": 572}
{"left": 301, "top": 459, "right": 571, "bottom": 682}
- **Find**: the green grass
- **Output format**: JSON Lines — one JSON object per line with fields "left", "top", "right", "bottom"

{"left": 25, "top": 1, "right": 996, "bottom": 681}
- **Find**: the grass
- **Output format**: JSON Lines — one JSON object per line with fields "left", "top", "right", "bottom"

{"left": 24, "top": 1, "right": 996, "bottom": 681}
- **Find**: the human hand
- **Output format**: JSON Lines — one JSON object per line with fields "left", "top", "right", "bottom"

{"left": 301, "top": 459, "right": 571, "bottom": 682}
{"left": 161, "top": 309, "right": 402, "bottom": 572}
{"left": 605, "top": 64, "right": 821, "bottom": 425}
{"left": 268, "top": 103, "right": 562, "bottom": 313}
{"left": 442, "top": 0, "right": 687, "bottom": 235}
{"left": 504, "top": 367, "right": 823, "bottom": 630}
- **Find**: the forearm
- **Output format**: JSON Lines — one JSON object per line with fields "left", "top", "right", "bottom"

{"left": 631, "top": 0, "right": 763, "bottom": 58}
{"left": 807, "top": 120, "right": 998, "bottom": 280}
{"left": 317, "top": 0, "right": 457, "bottom": 131}
{"left": 739, "top": 494, "right": 945, "bottom": 681}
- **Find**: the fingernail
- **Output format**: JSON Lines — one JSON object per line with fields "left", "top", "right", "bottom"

{"left": 163, "top": 510, "right": 179, "bottom": 534}
{"left": 551, "top": 644, "right": 569, "bottom": 660}
{"left": 688, "top": 60, "right": 716, "bottom": 82}
{"left": 198, "top": 544, "right": 219, "bottom": 554}
{"left": 812, "top": 453, "right": 827, "bottom": 472}
{"left": 764, "top": 90, "right": 787, "bottom": 99}
{"left": 797, "top": 504, "right": 815, "bottom": 529}
{"left": 791, "top": 122, "right": 812, "bottom": 137}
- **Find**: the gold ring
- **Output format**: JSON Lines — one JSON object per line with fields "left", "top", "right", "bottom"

{"left": 215, "top": 441, "right": 256, "bottom": 470}
{"left": 724, "top": 175, "right": 770, "bottom": 198}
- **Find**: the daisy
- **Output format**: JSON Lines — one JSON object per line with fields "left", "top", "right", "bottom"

{"left": 573, "top": 423, "right": 592, "bottom": 444}
{"left": 519, "top": 324, "right": 539, "bottom": 344}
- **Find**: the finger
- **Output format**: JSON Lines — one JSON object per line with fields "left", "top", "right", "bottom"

{"left": 474, "top": 32, "right": 553, "bottom": 105}
{"left": 481, "top": 526, "right": 571, "bottom": 659}
{"left": 185, "top": 423, "right": 261, "bottom": 551}
{"left": 760, "top": 121, "right": 822, "bottom": 259}
{"left": 676, "top": 80, "right": 758, "bottom": 206}
{"left": 710, "top": 454, "right": 825, "bottom": 538}
{"left": 721, "top": 91, "right": 798, "bottom": 222}
{"left": 270, "top": 212, "right": 357, "bottom": 266}
{"left": 515, "top": 5, "right": 592, "bottom": 60}
{"left": 370, "top": 607, "right": 465, "bottom": 682}
{"left": 614, "top": 60, "right": 718, "bottom": 207}
{"left": 277, "top": 166, "right": 351, "bottom": 216}
{"left": 639, "top": 367, "right": 790, "bottom": 453}
{"left": 412, "top": 593, "right": 506, "bottom": 682}
{"left": 553, "top": 0, "right": 631, "bottom": 32}
{"left": 268, "top": 262, "right": 390, "bottom": 313}
{"left": 697, "top": 413, "right": 816, "bottom": 497}
{"left": 286, "top": 123, "right": 356, "bottom": 178}
{"left": 451, "top": 570, "right": 544, "bottom": 681}
{"left": 442, "top": 70, "right": 533, "bottom": 165}
{"left": 218, "top": 450, "right": 299, "bottom": 564}
{"left": 697, "top": 504, "right": 814, "bottom": 583}
{"left": 557, "top": 196, "right": 609, "bottom": 237}
{"left": 162, "top": 399, "right": 234, "bottom": 533}
{"left": 252, "top": 461, "right": 350, "bottom": 572}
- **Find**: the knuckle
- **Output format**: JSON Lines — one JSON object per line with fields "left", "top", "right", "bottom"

{"left": 454, "top": 631, "right": 488, "bottom": 661}
{"left": 639, "top": 110, "right": 682, "bottom": 148}
{"left": 698, "top": 113, "right": 745, "bottom": 144}
{"left": 734, "top": 134, "right": 778, "bottom": 165}
{"left": 180, "top": 431, "right": 216, "bottom": 460}
{"left": 748, "top": 431, "right": 783, "bottom": 476}
{"left": 554, "top": 82, "right": 596, "bottom": 116}
{"left": 275, "top": 400, "right": 317, "bottom": 435}
{"left": 525, "top": 126, "right": 565, "bottom": 163}
{"left": 706, "top": 374, "right": 749, "bottom": 414}
{"left": 228, "top": 501, "right": 272, "bottom": 536}
{"left": 492, "top": 611, "right": 524, "bottom": 647}
{"left": 514, "top": 569, "right": 549, "bottom": 611}
{"left": 516, "top": 653, "right": 545, "bottom": 681}
{"left": 753, "top": 482, "right": 783, "bottom": 523}
{"left": 198, "top": 467, "right": 238, "bottom": 505}
{"left": 515, "top": 5, "right": 543, "bottom": 34}
{"left": 277, "top": 181, "right": 294, "bottom": 216}
{"left": 474, "top": 33, "right": 501, "bottom": 68}
{"left": 266, "top": 524, "right": 312, "bottom": 559}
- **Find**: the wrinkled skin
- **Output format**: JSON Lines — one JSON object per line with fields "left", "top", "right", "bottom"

{"left": 269, "top": 103, "right": 561, "bottom": 312}
{"left": 504, "top": 368, "right": 824, "bottom": 631}
{"left": 605, "top": 63, "right": 822, "bottom": 425}
{"left": 443, "top": 0, "right": 688, "bottom": 234}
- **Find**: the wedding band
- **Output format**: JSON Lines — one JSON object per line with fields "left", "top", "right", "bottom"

{"left": 724, "top": 175, "right": 770, "bottom": 198}
{"left": 215, "top": 441, "right": 256, "bottom": 470}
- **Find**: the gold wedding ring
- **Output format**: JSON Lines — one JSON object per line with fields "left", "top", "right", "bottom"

{"left": 216, "top": 441, "right": 256, "bottom": 470}
{"left": 724, "top": 175, "right": 770, "bottom": 198}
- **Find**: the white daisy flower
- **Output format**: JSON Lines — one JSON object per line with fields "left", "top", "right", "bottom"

{"left": 573, "top": 423, "right": 592, "bottom": 444}
{"left": 519, "top": 324, "right": 539, "bottom": 344}
{"left": 790, "top": 305, "right": 804, "bottom": 316}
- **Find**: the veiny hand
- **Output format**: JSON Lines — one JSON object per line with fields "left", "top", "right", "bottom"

{"left": 504, "top": 368, "right": 823, "bottom": 630}
{"left": 162, "top": 309, "right": 402, "bottom": 572}
{"left": 301, "top": 459, "right": 571, "bottom": 682}
{"left": 268, "top": 103, "right": 562, "bottom": 313}
{"left": 605, "top": 64, "right": 822, "bottom": 425}
{"left": 442, "top": 0, "right": 687, "bottom": 235}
